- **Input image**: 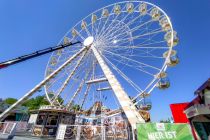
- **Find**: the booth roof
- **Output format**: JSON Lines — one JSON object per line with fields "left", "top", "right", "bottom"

{"left": 194, "top": 78, "right": 210, "bottom": 95}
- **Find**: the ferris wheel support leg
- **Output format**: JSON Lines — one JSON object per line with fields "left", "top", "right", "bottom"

{"left": 91, "top": 45, "right": 145, "bottom": 129}
{"left": 0, "top": 46, "right": 88, "bottom": 121}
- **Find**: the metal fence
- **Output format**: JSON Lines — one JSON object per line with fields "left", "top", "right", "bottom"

{"left": 0, "top": 122, "right": 132, "bottom": 140}
{"left": 0, "top": 122, "right": 17, "bottom": 135}
{"left": 56, "top": 124, "right": 130, "bottom": 140}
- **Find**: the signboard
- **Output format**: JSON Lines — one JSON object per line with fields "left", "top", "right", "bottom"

{"left": 56, "top": 124, "right": 67, "bottom": 140}
{"left": 28, "top": 114, "right": 38, "bottom": 124}
{"left": 170, "top": 103, "right": 189, "bottom": 123}
{"left": 137, "top": 123, "right": 194, "bottom": 140}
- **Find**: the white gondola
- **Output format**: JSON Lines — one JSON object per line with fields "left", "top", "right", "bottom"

{"left": 155, "top": 71, "right": 167, "bottom": 79}
{"left": 56, "top": 49, "right": 62, "bottom": 56}
{"left": 46, "top": 68, "right": 53, "bottom": 76}
{"left": 139, "top": 3, "right": 147, "bottom": 15}
{"left": 102, "top": 9, "right": 109, "bottom": 18}
{"left": 150, "top": 8, "right": 160, "bottom": 21}
{"left": 156, "top": 77, "right": 170, "bottom": 89}
{"left": 81, "top": 20, "right": 87, "bottom": 29}
{"left": 114, "top": 5, "right": 121, "bottom": 15}
{"left": 50, "top": 57, "right": 57, "bottom": 66}
{"left": 140, "top": 92, "right": 150, "bottom": 98}
{"left": 163, "top": 50, "right": 179, "bottom": 66}
{"left": 92, "top": 14, "right": 97, "bottom": 23}
{"left": 126, "top": 3, "right": 134, "bottom": 13}
{"left": 71, "top": 28, "right": 78, "bottom": 37}
{"left": 164, "top": 31, "right": 179, "bottom": 47}
{"left": 63, "top": 36, "right": 70, "bottom": 45}
{"left": 159, "top": 16, "right": 171, "bottom": 31}
{"left": 139, "top": 98, "right": 152, "bottom": 111}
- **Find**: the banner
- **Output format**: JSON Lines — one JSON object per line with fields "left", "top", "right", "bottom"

{"left": 137, "top": 123, "right": 194, "bottom": 140}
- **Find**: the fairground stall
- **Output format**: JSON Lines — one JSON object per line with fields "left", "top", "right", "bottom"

{"left": 184, "top": 78, "right": 210, "bottom": 139}
{"left": 28, "top": 105, "right": 76, "bottom": 137}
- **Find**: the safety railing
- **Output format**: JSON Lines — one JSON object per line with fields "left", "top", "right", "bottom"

{"left": 56, "top": 124, "right": 130, "bottom": 140}
{"left": 0, "top": 122, "right": 17, "bottom": 135}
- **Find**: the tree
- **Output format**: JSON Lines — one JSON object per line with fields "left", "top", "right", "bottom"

{"left": 160, "top": 118, "right": 171, "bottom": 123}
{"left": 72, "top": 104, "right": 81, "bottom": 112}
{"left": 22, "top": 96, "right": 49, "bottom": 110}
{"left": 4, "top": 98, "right": 17, "bottom": 105}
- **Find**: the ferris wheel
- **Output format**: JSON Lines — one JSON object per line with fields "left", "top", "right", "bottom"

{"left": 44, "top": 1, "right": 179, "bottom": 127}
{"left": 0, "top": 1, "right": 179, "bottom": 129}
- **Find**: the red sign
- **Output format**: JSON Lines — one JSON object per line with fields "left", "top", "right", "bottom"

{"left": 170, "top": 103, "right": 189, "bottom": 123}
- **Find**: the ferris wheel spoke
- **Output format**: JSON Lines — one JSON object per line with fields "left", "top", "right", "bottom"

{"left": 45, "top": 69, "right": 69, "bottom": 92}
{"left": 106, "top": 28, "right": 163, "bottom": 44}
{"left": 107, "top": 50, "right": 164, "bottom": 59}
{"left": 66, "top": 65, "right": 92, "bottom": 109}
{"left": 80, "top": 81, "right": 92, "bottom": 109}
{"left": 103, "top": 27, "right": 150, "bottom": 44}
{"left": 94, "top": 13, "right": 110, "bottom": 41}
{"left": 103, "top": 55, "right": 143, "bottom": 92}
{"left": 104, "top": 52, "right": 155, "bottom": 77}
{"left": 77, "top": 32, "right": 85, "bottom": 41}
{"left": 97, "top": 4, "right": 128, "bottom": 38}
{"left": 100, "top": 8, "right": 155, "bottom": 40}
{"left": 102, "top": 49, "right": 161, "bottom": 71}
{"left": 130, "top": 17, "right": 160, "bottom": 33}
{"left": 84, "top": 26, "right": 91, "bottom": 37}
{"left": 64, "top": 54, "right": 94, "bottom": 105}
{"left": 100, "top": 20, "right": 130, "bottom": 41}
{"left": 97, "top": 8, "right": 115, "bottom": 38}
{"left": 116, "top": 30, "right": 163, "bottom": 47}
{"left": 46, "top": 61, "right": 79, "bottom": 91}
{"left": 48, "top": 50, "right": 93, "bottom": 104}
{"left": 132, "top": 78, "right": 158, "bottom": 101}
{"left": 99, "top": 21, "right": 126, "bottom": 42}
{"left": 51, "top": 49, "right": 80, "bottom": 65}
{"left": 99, "top": 10, "right": 135, "bottom": 39}
{"left": 104, "top": 45, "right": 168, "bottom": 50}
{"left": 51, "top": 50, "right": 88, "bottom": 104}
{"left": 105, "top": 29, "right": 162, "bottom": 48}
{"left": 103, "top": 27, "right": 131, "bottom": 42}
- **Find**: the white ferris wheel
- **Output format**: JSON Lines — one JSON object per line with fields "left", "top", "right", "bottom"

{"left": 44, "top": 1, "right": 179, "bottom": 127}
{"left": 0, "top": 1, "right": 179, "bottom": 128}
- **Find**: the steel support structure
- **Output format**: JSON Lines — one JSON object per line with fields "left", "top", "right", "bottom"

{"left": 85, "top": 77, "right": 107, "bottom": 84}
{"left": 91, "top": 45, "right": 145, "bottom": 129}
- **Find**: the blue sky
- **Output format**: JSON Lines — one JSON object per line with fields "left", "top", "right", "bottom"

{"left": 0, "top": 0, "right": 210, "bottom": 122}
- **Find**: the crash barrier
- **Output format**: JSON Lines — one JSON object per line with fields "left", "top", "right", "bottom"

{"left": 56, "top": 124, "right": 130, "bottom": 140}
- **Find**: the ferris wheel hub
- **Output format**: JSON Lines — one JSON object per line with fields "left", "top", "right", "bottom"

{"left": 84, "top": 36, "right": 94, "bottom": 46}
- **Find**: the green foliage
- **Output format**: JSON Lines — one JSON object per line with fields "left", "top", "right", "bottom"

{"left": 72, "top": 104, "right": 81, "bottom": 111}
{"left": 22, "top": 96, "right": 49, "bottom": 110}
{"left": 3, "top": 95, "right": 64, "bottom": 111}
{"left": 160, "top": 118, "right": 171, "bottom": 123}
{"left": 4, "top": 98, "right": 17, "bottom": 105}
